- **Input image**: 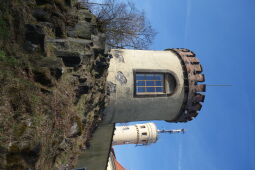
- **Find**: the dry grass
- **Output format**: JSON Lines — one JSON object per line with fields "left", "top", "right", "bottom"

{"left": 0, "top": 51, "right": 90, "bottom": 169}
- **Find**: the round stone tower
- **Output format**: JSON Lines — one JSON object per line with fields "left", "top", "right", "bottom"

{"left": 112, "top": 123, "right": 158, "bottom": 146}
{"left": 104, "top": 48, "right": 206, "bottom": 123}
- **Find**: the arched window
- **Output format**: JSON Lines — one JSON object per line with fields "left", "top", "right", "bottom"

{"left": 134, "top": 71, "right": 177, "bottom": 97}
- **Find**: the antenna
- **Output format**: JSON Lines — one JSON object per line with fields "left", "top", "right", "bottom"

{"left": 207, "top": 84, "right": 232, "bottom": 86}
{"left": 157, "top": 129, "right": 185, "bottom": 134}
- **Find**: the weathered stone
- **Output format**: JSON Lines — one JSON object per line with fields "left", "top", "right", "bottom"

{"left": 69, "top": 122, "right": 81, "bottom": 138}
{"left": 0, "top": 0, "right": 109, "bottom": 169}
{"left": 23, "top": 41, "right": 39, "bottom": 52}
{"left": 25, "top": 24, "right": 45, "bottom": 51}
{"left": 91, "top": 34, "right": 106, "bottom": 49}
{"left": 66, "top": 13, "right": 79, "bottom": 27}
{"left": 32, "top": 70, "right": 54, "bottom": 87}
{"left": 77, "top": 85, "right": 90, "bottom": 94}
{"left": 93, "top": 48, "right": 105, "bottom": 57}
{"left": 65, "top": 0, "right": 73, "bottom": 7}
{"left": 32, "top": 8, "right": 50, "bottom": 22}
{"left": 46, "top": 38, "right": 93, "bottom": 54}
{"left": 50, "top": 67, "right": 63, "bottom": 80}
{"left": 55, "top": 51, "right": 82, "bottom": 67}
{"left": 35, "top": 0, "right": 52, "bottom": 5}
{"left": 77, "top": 9, "right": 94, "bottom": 22}
{"left": 78, "top": 77, "right": 87, "bottom": 83}
{"left": 67, "top": 21, "right": 92, "bottom": 39}
{"left": 52, "top": 16, "right": 66, "bottom": 38}
{"left": 81, "top": 54, "right": 92, "bottom": 64}
{"left": 39, "top": 22, "right": 54, "bottom": 29}
{"left": 21, "top": 144, "right": 41, "bottom": 166}
{"left": 94, "top": 59, "right": 109, "bottom": 78}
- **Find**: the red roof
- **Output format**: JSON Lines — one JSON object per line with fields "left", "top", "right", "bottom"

{"left": 111, "top": 148, "right": 126, "bottom": 170}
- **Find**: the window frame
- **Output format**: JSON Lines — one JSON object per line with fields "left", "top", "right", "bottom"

{"left": 133, "top": 69, "right": 177, "bottom": 98}
{"left": 136, "top": 73, "right": 166, "bottom": 95}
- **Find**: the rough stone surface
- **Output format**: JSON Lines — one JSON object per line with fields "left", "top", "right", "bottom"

{"left": 67, "top": 21, "right": 92, "bottom": 39}
{"left": 25, "top": 24, "right": 45, "bottom": 51}
{"left": 32, "top": 8, "right": 51, "bottom": 22}
{"left": 69, "top": 122, "right": 81, "bottom": 138}
{"left": 55, "top": 51, "right": 82, "bottom": 67}
{"left": 0, "top": 1, "right": 109, "bottom": 169}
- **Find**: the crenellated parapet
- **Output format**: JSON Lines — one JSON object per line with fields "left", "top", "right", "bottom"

{"left": 167, "top": 48, "right": 206, "bottom": 122}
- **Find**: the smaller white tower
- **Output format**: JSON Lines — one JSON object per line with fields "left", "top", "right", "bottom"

{"left": 112, "top": 123, "right": 184, "bottom": 146}
{"left": 112, "top": 123, "right": 157, "bottom": 145}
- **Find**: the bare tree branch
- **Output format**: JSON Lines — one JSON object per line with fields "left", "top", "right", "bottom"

{"left": 88, "top": 0, "right": 156, "bottom": 49}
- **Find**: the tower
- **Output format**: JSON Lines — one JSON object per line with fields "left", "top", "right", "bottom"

{"left": 112, "top": 123, "right": 185, "bottom": 146}
{"left": 104, "top": 48, "right": 206, "bottom": 124}
{"left": 76, "top": 48, "right": 206, "bottom": 170}
{"left": 107, "top": 123, "right": 185, "bottom": 170}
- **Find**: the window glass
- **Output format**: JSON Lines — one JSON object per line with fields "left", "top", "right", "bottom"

{"left": 135, "top": 73, "right": 164, "bottom": 94}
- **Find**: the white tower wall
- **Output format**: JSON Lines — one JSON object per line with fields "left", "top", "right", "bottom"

{"left": 112, "top": 123, "right": 158, "bottom": 145}
{"left": 104, "top": 49, "right": 206, "bottom": 123}
{"left": 104, "top": 49, "right": 184, "bottom": 123}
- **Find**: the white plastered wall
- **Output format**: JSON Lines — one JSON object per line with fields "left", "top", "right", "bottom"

{"left": 104, "top": 49, "right": 185, "bottom": 123}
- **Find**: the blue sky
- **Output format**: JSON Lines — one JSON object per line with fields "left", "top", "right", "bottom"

{"left": 113, "top": 0, "right": 255, "bottom": 170}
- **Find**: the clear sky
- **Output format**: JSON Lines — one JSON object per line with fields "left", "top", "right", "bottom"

{"left": 113, "top": 0, "right": 255, "bottom": 170}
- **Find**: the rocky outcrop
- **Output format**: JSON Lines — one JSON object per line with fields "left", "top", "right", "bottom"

{"left": 0, "top": 0, "right": 109, "bottom": 169}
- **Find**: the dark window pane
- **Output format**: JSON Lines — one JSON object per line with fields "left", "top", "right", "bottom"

{"left": 137, "top": 87, "right": 145, "bottom": 93}
{"left": 146, "top": 81, "right": 154, "bottom": 86}
{"left": 146, "top": 74, "right": 154, "bottom": 80}
{"left": 155, "top": 81, "right": 163, "bottom": 86}
{"left": 154, "top": 74, "right": 163, "bottom": 80}
{"left": 136, "top": 81, "right": 145, "bottom": 86}
{"left": 136, "top": 74, "right": 145, "bottom": 80}
{"left": 156, "top": 87, "right": 163, "bottom": 92}
{"left": 146, "top": 87, "right": 155, "bottom": 92}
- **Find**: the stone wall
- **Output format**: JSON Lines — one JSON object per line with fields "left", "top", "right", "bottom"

{"left": 0, "top": 1, "right": 109, "bottom": 169}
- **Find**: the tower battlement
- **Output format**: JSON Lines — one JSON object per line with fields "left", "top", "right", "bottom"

{"left": 167, "top": 48, "right": 206, "bottom": 122}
